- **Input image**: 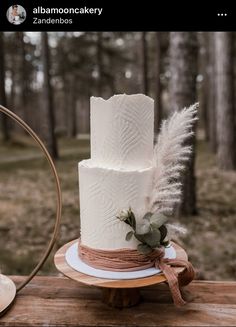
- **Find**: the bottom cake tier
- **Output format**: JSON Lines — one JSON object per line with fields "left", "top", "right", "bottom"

{"left": 78, "top": 159, "right": 154, "bottom": 250}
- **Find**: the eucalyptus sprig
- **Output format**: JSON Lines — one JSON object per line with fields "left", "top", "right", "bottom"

{"left": 117, "top": 208, "right": 169, "bottom": 254}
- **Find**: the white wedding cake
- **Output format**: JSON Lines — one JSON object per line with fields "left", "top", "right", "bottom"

{"left": 78, "top": 94, "right": 155, "bottom": 250}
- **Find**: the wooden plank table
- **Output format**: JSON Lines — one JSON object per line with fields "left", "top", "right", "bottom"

{"left": 1, "top": 276, "right": 236, "bottom": 326}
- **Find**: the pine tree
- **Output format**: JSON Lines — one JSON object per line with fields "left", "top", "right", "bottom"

{"left": 41, "top": 32, "right": 59, "bottom": 159}
{"left": 215, "top": 32, "right": 235, "bottom": 170}
{"left": 169, "top": 32, "right": 198, "bottom": 215}
{"left": 0, "top": 32, "right": 10, "bottom": 141}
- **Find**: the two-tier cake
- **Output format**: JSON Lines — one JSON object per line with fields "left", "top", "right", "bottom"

{"left": 65, "top": 93, "right": 197, "bottom": 307}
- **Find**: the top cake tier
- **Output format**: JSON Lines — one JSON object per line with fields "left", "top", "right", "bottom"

{"left": 90, "top": 94, "right": 154, "bottom": 170}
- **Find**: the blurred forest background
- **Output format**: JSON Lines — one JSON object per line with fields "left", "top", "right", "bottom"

{"left": 0, "top": 31, "right": 236, "bottom": 280}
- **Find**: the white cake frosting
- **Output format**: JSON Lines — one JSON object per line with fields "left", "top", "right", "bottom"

{"left": 79, "top": 160, "right": 154, "bottom": 249}
{"left": 79, "top": 94, "right": 154, "bottom": 250}
{"left": 90, "top": 94, "right": 154, "bottom": 170}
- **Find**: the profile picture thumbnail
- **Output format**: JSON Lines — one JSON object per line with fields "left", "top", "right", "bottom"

{"left": 6, "top": 4, "right": 26, "bottom": 25}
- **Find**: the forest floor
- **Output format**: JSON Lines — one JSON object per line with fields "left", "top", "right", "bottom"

{"left": 0, "top": 134, "right": 236, "bottom": 281}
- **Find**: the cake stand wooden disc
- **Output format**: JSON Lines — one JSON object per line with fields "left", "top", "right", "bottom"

{"left": 0, "top": 274, "right": 16, "bottom": 317}
{"left": 54, "top": 239, "right": 188, "bottom": 308}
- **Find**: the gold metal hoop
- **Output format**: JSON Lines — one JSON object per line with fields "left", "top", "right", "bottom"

{"left": 0, "top": 105, "right": 62, "bottom": 292}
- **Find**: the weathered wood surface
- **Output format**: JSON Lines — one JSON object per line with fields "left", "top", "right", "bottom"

{"left": 1, "top": 276, "right": 236, "bottom": 326}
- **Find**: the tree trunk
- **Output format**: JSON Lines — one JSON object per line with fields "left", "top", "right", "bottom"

{"left": 215, "top": 32, "right": 235, "bottom": 170}
{"left": 17, "top": 32, "right": 29, "bottom": 123}
{"left": 10, "top": 51, "right": 16, "bottom": 108}
{"left": 198, "top": 32, "right": 209, "bottom": 141}
{"left": 96, "top": 32, "right": 103, "bottom": 96}
{"left": 169, "top": 32, "right": 198, "bottom": 216}
{"left": 62, "top": 75, "right": 70, "bottom": 136}
{"left": 141, "top": 32, "right": 149, "bottom": 95}
{"left": 70, "top": 92, "right": 77, "bottom": 138}
{"left": 154, "top": 32, "right": 162, "bottom": 135}
{"left": 41, "top": 32, "right": 59, "bottom": 159}
{"left": 207, "top": 32, "right": 217, "bottom": 152}
{"left": 67, "top": 76, "right": 77, "bottom": 138}
{"left": 0, "top": 32, "right": 10, "bottom": 141}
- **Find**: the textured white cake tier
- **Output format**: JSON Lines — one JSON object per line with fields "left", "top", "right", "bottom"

{"left": 79, "top": 159, "right": 154, "bottom": 250}
{"left": 90, "top": 94, "right": 154, "bottom": 170}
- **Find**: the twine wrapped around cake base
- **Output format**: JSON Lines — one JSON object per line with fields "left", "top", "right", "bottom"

{"left": 78, "top": 240, "right": 195, "bottom": 307}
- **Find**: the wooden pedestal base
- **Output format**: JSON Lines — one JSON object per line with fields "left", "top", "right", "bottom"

{"left": 54, "top": 239, "right": 187, "bottom": 308}
{"left": 102, "top": 288, "right": 141, "bottom": 308}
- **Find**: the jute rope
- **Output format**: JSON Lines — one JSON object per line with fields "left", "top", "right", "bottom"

{"left": 79, "top": 240, "right": 195, "bottom": 306}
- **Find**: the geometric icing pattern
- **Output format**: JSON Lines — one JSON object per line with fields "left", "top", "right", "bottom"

{"left": 91, "top": 94, "right": 154, "bottom": 170}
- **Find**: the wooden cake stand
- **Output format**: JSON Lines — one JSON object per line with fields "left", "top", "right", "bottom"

{"left": 54, "top": 239, "right": 188, "bottom": 308}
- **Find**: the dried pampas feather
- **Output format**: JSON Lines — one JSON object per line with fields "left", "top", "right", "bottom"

{"left": 166, "top": 223, "right": 187, "bottom": 238}
{"left": 150, "top": 103, "right": 199, "bottom": 215}
{"left": 166, "top": 224, "right": 188, "bottom": 240}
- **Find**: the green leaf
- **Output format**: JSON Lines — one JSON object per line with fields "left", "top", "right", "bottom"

{"left": 137, "top": 244, "right": 152, "bottom": 254}
{"left": 150, "top": 213, "right": 168, "bottom": 228}
{"left": 159, "top": 225, "right": 168, "bottom": 242}
{"left": 134, "top": 232, "right": 146, "bottom": 244}
{"left": 126, "top": 231, "right": 134, "bottom": 241}
{"left": 124, "top": 218, "right": 132, "bottom": 227}
{"left": 142, "top": 229, "right": 161, "bottom": 247}
{"left": 130, "top": 211, "right": 136, "bottom": 230}
{"left": 135, "top": 222, "right": 151, "bottom": 235}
